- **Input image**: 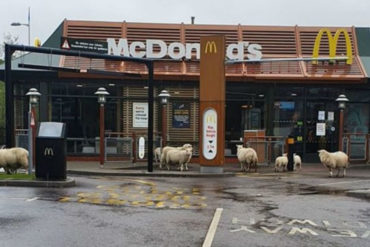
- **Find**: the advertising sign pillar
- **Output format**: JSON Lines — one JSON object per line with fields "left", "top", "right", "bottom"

{"left": 199, "top": 36, "right": 225, "bottom": 173}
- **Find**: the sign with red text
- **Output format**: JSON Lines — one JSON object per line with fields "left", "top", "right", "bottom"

{"left": 202, "top": 108, "right": 217, "bottom": 160}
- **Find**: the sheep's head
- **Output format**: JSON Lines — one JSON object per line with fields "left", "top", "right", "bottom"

{"left": 236, "top": 144, "right": 243, "bottom": 150}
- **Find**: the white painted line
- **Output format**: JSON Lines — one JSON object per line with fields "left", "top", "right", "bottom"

{"left": 202, "top": 208, "right": 223, "bottom": 247}
{"left": 26, "top": 197, "right": 39, "bottom": 202}
{"left": 318, "top": 180, "right": 369, "bottom": 186}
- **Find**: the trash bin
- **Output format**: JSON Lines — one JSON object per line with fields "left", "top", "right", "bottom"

{"left": 35, "top": 122, "right": 66, "bottom": 180}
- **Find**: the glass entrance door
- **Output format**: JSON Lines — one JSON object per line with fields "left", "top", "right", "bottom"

{"left": 304, "top": 101, "right": 338, "bottom": 162}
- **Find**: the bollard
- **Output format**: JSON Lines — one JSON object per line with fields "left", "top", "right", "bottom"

{"left": 287, "top": 135, "right": 295, "bottom": 171}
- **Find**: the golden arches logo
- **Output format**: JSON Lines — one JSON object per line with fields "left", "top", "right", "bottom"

{"left": 206, "top": 115, "right": 216, "bottom": 124}
{"left": 312, "top": 28, "right": 353, "bottom": 65}
{"left": 204, "top": 41, "right": 217, "bottom": 54}
{"left": 44, "top": 147, "right": 54, "bottom": 156}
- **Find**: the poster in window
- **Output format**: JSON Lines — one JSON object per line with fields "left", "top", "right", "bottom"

{"left": 316, "top": 123, "right": 326, "bottom": 136}
{"left": 133, "top": 102, "right": 148, "bottom": 128}
{"left": 172, "top": 102, "right": 190, "bottom": 128}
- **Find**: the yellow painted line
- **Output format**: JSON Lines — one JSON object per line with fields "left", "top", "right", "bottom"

{"left": 202, "top": 208, "right": 223, "bottom": 247}
{"left": 156, "top": 201, "right": 165, "bottom": 208}
{"left": 131, "top": 179, "right": 156, "bottom": 187}
{"left": 59, "top": 197, "right": 70, "bottom": 202}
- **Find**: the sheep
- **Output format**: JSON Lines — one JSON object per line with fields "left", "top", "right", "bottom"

{"left": 318, "top": 149, "right": 349, "bottom": 177}
{"left": 165, "top": 148, "right": 192, "bottom": 171}
{"left": 274, "top": 155, "right": 288, "bottom": 172}
{"left": 236, "top": 145, "right": 258, "bottom": 172}
{"left": 293, "top": 153, "right": 302, "bottom": 171}
{"left": 154, "top": 147, "right": 161, "bottom": 167}
{"left": 0, "top": 147, "right": 29, "bottom": 174}
{"left": 160, "top": 144, "right": 192, "bottom": 169}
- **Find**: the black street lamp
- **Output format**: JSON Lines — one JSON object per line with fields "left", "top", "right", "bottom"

{"left": 11, "top": 7, "right": 31, "bottom": 45}
{"left": 336, "top": 94, "right": 349, "bottom": 151}
{"left": 25, "top": 88, "right": 41, "bottom": 175}
{"left": 94, "top": 87, "right": 110, "bottom": 168}
{"left": 158, "top": 90, "right": 171, "bottom": 147}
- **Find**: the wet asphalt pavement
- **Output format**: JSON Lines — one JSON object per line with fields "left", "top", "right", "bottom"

{"left": 1, "top": 174, "right": 369, "bottom": 247}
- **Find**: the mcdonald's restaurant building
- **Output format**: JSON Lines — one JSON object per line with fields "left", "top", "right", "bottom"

{"left": 1, "top": 20, "right": 370, "bottom": 163}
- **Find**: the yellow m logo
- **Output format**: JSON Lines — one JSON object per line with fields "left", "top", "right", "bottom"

{"left": 44, "top": 147, "right": 54, "bottom": 156}
{"left": 206, "top": 115, "right": 216, "bottom": 124}
{"left": 204, "top": 41, "right": 217, "bottom": 54}
{"left": 312, "top": 28, "right": 353, "bottom": 65}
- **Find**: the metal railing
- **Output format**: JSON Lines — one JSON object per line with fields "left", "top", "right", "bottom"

{"left": 343, "top": 133, "right": 369, "bottom": 162}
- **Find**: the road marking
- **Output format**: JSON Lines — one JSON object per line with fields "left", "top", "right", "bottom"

{"left": 318, "top": 180, "right": 369, "bottom": 186}
{"left": 26, "top": 197, "right": 39, "bottom": 202}
{"left": 202, "top": 208, "right": 223, "bottom": 247}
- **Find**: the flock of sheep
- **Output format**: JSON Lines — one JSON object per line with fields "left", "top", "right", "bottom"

{"left": 0, "top": 144, "right": 349, "bottom": 178}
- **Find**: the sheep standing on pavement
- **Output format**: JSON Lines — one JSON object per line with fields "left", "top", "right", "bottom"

{"left": 275, "top": 155, "right": 288, "bottom": 172}
{"left": 0, "top": 147, "right": 29, "bottom": 174}
{"left": 236, "top": 145, "right": 258, "bottom": 172}
{"left": 166, "top": 148, "right": 192, "bottom": 171}
{"left": 293, "top": 153, "right": 302, "bottom": 171}
{"left": 160, "top": 144, "right": 192, "bottom": 169}
{"left": 154, "top": 147, "right": 161, "bottom": 166}
{"left": 318, "top": 149, "right": 349, "bottom": 177}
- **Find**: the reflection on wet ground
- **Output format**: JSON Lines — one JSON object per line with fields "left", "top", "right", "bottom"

{"left": 58, "top": 179, "right": 207, "bottom": 209}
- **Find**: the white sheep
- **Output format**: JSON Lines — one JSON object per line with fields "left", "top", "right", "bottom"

{"left": 154, "top": 147, "right": 161, "bottom": 166}
{"left": 0, "top": 147, "right": 29, "bottom": 174}
{"left": 160, "top": 144, "right": 192, "bottom": 169}
{"left": 293, "top": 154, "right": 302, "bottom": 171}
{"left": 165, "top": 148, "right": 192, "bottom": 171}
{"left": 318, "top": 149, "right": 349, "bottom": 177}
{"left": 236, "top": 145, "right": 258, "bottom": 172}
{"left": 275, "top": 155, "right": 288, "bottom": 172}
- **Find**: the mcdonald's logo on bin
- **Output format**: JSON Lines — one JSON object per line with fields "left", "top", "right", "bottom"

{"left": 312, "top": 28, "right": 353, "bottom": 65}
{"left": 204, "top": 41, "right": 217, "bottom": 54}
{"left": 44, "top": 147, "right": 54, "bottom": 156}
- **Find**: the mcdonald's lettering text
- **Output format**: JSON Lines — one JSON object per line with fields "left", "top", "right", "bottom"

{"left": 312, "top": 28, "right": 353, "bottom": 65}
{"left": 107, "top": 38, "right": 262, "bottom": 61}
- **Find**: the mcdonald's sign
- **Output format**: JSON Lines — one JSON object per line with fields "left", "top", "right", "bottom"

{"left": 202, "top": 108, "right": 217, "bottom": 160}
{"left": 44, "top": 147, "right": 54, "bottom": 156}
{"left": 312, "top": 28, "right": 353, "bottom": 65}
{"left": 204, "top": 41, "right": 217, "bottom": 54}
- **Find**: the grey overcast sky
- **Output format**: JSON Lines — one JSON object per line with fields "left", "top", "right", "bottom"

{"left": 1, "top": 0, "right": 370, "bottom": 46}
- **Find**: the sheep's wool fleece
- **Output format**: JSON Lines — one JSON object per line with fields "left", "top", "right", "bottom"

{"left": 0, "top": 147, "right": 29, "bottom": 169}
{"left": 318, "top": 150, "right": 348, "bottom": 168}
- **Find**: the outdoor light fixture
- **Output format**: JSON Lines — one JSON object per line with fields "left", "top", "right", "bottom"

{"left": 25, "top": 87, "right": 40, "bottom": 175}
{"left": 94, "top": 87, "right": 110, "bottom": 105}
{"left": 158, "top": 89, "right": 171, "bottom": 105}
{"left": 336, "top": 94, "right": 349, "bottom": 110}
{"left": 158, "top": 89, "right": 171, "bottom": 147}
{"left": 336, "top": 94, "right": 349, "bottom": 151}
{"left": 11, "top": 7, "right": 31, "bottom": 45}
{"left": 26, "top": 88, "right": 41, "bottom": 104}
{"left": 94, "top": 87, "right": 110, "bottom": 168}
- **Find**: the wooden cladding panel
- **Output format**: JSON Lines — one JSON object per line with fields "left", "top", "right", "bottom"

{"left": 242, "top": 30, "right": 297, "bottom": 55}
{"left": 185, "top": 29, "right": 238, "bottom": 45}
{"left": 126, "top": 27, "right": 181, "bottom": 43}
{"left": 66, "top": 25, "right": 122, "bottom": 40}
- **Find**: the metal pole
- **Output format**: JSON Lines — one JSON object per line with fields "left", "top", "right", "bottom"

{"left": 162, "top": 104, "right": 167, "bottom": 147}
{"left": 28, "top": 7, "right": 30, "bottom": 46}
{"left": 147, "top": 62, "right": 154, "bottom": 172}
{"left": 339, "top": 109, "right": 344, "bottom": 151}
{"left": 28, "top": 104, "right": 32, "bottom": 175}
{"left": 99, "top": 104, "right": 105, "bottom": 167}
{"left": 5, "top": 44, "right": 15, "bottom": 148}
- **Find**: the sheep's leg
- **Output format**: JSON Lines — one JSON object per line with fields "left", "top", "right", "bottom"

{"left": 180, "top": 163, "right": 184, "bottom": 172}
{"left": 336, "top": 168, "right": 340, "bottom": 177}
{"left": 343, "top": 168, "right": 346, "bottom": 177}
{"left": 329, "top": 168, "right": 333, "bottom": 177}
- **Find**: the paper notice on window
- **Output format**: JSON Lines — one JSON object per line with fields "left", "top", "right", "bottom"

{"left": 318, "top": 111, "right": 325, "bottom": 121}
{"left": 328, "top": 111, "right": 334, "bottom": 121}
{"left": 316, "top": 123, "right": 326, "bottom": 136}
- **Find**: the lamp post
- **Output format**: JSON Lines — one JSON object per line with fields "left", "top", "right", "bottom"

{"left": 25, "top": 88, "right": 40, "bottom": 175}
{"left": 336, "top": 94, "right": 349, "bottom": 151}
{"left": 95, "top": 87, "right": 109, "bottom": 168}
{"left": 11, "top": 7, "right": 30, "bottom": 45}
{"left": 158, "top": 90, "right": 170, "bottom": 147}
